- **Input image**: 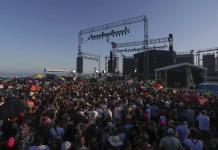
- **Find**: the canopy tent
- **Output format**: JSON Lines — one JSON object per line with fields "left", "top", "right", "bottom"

{"left": 198, "top": 82, "right": 218, "bottom": 96}
{"left": 183, "top": 94, "right": 208, "bottom": 105}
{"left": 155, "top": 63, "right": 206, "bottom": 88}
{"left": 152, "top": 83, "right": 163, "bottom": 90}
{"left": 32, "top": 74, "right": 44, "bottom": 79}
{"left": 44, "top": 67, "right": 70, "bottom": 73}
{"left": 44, "top": 67, "right": 70, "bottom": 77}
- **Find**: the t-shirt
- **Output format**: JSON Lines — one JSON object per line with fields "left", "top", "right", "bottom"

{"left": 185, "top": 108, "right": 195, "bottom": 121}
{"left": 197, "top": 114, "right": 210, "bottom": 131}
{"left": 114, "top": 106, "right": 122, "bottom": 119}
{"left": 49, "top": 127, "right": 65, "bottom": 141}
{"left": 104, "top": 108, "right": 112, "bottom": 118}
{"left": 184, "top": 139, "right": 203, "bottom": 150}
{"left": 159, "top": 136, "right": 183, "bottom": 150}
{"left": 150, "top": 105, "right": 159, "bottom": 117}
{"left": 176, "top": 125, "right": 189, "bottom": 142}
{"left": 29, "top": 145, "right": 50, "bottom": 150}
{"left": 145, "top": 108, "right": 151, "bottom": 121}
{"left": 95, "top": 108, "right": 103, "bottom": 118}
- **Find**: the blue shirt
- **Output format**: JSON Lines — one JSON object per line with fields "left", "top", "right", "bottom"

{"left": 176, "top": 125, "right": 189, "bottom": 142}
{"left": 150, "top": 105, "right": 159, "bottom": 117}
{"left": 184, "top": 139, "right": 203, "bottom": 150}
{"left": 49, "top": 127, "right": 65, "bottom": 141}
{"left": 197, "top": 115, "right": 210, "bottom": 131}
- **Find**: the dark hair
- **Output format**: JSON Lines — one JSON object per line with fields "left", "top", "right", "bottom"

{"left": 189, "top": 129, "right": 198, "bottom": 139}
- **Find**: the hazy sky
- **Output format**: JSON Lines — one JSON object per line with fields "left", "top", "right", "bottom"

{"left": 0, "top": 0, "right": 218, "bottom": 75}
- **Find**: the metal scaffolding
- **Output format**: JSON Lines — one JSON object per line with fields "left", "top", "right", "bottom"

{"left": 76, "top": 15, "right": 148, "bottom": 73}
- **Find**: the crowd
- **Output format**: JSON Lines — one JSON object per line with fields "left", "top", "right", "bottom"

{"left": 0, "top": 77, "right": 218, "bottom": 150}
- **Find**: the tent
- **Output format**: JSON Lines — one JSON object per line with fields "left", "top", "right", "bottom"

{"left": 32, "top": 74, "right": 44, "bottom": 79}
{"left": 183, "top": 94, "right": 208, "bottom": 105}
{"left": 152, "top": 83, "right": 163, "bottom": 90}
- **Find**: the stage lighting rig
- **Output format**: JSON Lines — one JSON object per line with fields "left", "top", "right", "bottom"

{"left": 88, "top": 27, "right": 130, "bottom": 42}
{"left": 112, "top": 34, "right": 173, "bottom": 54}
{"left": 77, "top": 15, "right": 148, "bottom": 73}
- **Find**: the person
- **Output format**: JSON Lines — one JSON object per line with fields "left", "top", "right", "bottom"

{"left": 108, "top": 135, "right": 123, "bottom": 150}
{"left": 29, "top": 137, "right": 50, "bottom": 150}
{"left": 196, "top": 110, "right": 210, "bottom": 149}
{"left": 49, "top": 123, "right": 65, "bottom": 142}
{"left": 210, "top": 133, "right": 218, "bottom": 150}
{"left": 159, "top": 128, "right": 184, "bottom": 150}
{"left": 61, "top": 141, "right": 72, "bottom": 150}
{"left": 144, "top": 104, "right": 151, "bottom": 122}
{"left": 184, "top": 129, "right": 203, "bottom": 150}
{"left": 49, "top": 122, "right": 65, "bottom": 149}
{"left": 0, "top": 77, "right": 217, "bottom": 150}
{"left": 197, "top": 110, "right": 210, "bottom": 132}
{"left": 74, "top": 134, "right": 87, "bottom": 150}
{"left": 176, "top": 121, "right": 189, "bottom": 144}
{"left": 185, "top": 106, "right": 195, "bottom": 125}
{"left": 150, "top": 103, "right": 159, "bottom": 122}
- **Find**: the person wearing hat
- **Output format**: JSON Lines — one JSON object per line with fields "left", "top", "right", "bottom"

{"left": 61, "top": 141, "right": 72, "bottom": 150}
{"left": 159, "top": 128, "right": 184, "bottom": 150}
{"left": 108, "top": 135, "right": 123, "bottom": 150}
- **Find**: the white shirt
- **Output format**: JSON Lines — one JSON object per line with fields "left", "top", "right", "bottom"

{"left": 104, "top": 108, "right": 112, "bottom": 118}
{"left": 95, "top": 108, "right": 103, "bottom": 118}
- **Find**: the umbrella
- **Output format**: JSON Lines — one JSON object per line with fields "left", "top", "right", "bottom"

{"left": 59, "top": 77, "right": 66, "bottom": 81}
{"left": 32, "top": 74, "right": 44, "bottom": 79}
{"left": 183, "top": 94, "right": 208, "bottom": 105}
{"left": 0, "top": 99, "right": 28, "bottom": 120}
{"left": 152, "top": 83, "right": 163, "bottom": 90}
{"left": 29, "top": 85, "right": 41, "bottom": 92}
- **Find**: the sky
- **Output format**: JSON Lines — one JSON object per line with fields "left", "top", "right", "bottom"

{"left": 0, "top": 0, "right": 218, "bottom": 76}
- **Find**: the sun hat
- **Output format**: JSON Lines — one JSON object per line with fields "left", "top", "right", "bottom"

{"left": 29, "top": 92, "right": 34, "bottom": 96}
{"left": 37, "top": 145, "right": 50, "bottom": 150}
{"left": 167, "top": 128, "right": 174, "bottom": 135}
{"left": 61, "top": 141, "right": 71, "bottom": 150}
{"left": 108, "top": 136, "right": 123, "bottom": 147}
{"left": 89, "top": 111, "right": 98, "bottom": 120}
